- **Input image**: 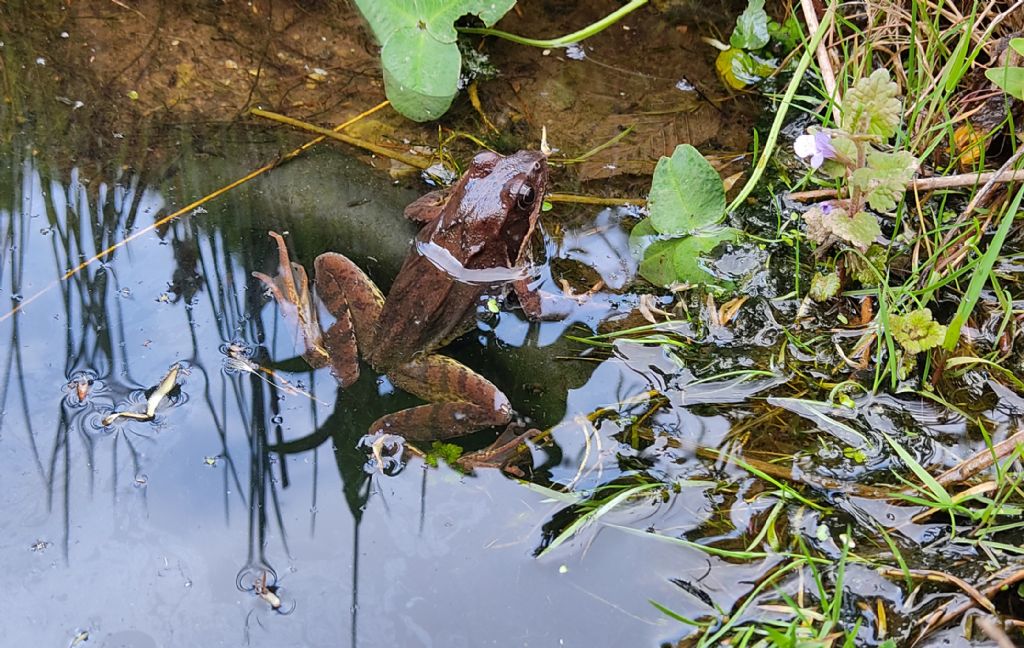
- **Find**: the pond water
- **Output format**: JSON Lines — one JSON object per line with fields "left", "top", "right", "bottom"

{"left": 5, "top": 132, "right": 1023, "bottom": 646}
{"left": 5, "top": 2, "right": 1024, "bottom": 644}
{"left": 0, "top": 135, "right": 704, "bottom": 647}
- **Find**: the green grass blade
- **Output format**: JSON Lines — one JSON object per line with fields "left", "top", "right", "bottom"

{"left": 943, "top": 183, "right": 1024, "bottom": 350}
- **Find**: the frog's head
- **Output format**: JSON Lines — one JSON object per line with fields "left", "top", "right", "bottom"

{"left": 463, "top": 150, "right": 548, "bottom": 265}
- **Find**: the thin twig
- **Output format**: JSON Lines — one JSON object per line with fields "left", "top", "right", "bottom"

{"left": 879, "top": 568, "right": 995, "bottom": 613}
{"left": 251, "top": 108, "right": 431, "bottom": 169}
{"left": 788, "top": 169, "right": 1024, "bottom": 201}
{"left": 934, "top": 427, "right": 1024, "bottom": 488}
{"left": 913, "top": 566, "right": 1024, "bottom": 645}
{"left": 800, "top": 0, "right": 841, "bottom": 124}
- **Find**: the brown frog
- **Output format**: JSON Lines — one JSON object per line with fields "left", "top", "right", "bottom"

{"left": 255, "top": 150, "right": 548, "bottom": 457}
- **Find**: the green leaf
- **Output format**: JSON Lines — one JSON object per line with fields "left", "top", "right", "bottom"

{"left": 803, "top": 206, "right": 879, "bottom": 250}
{"left": 730, "top": 0, "right": 769, "bottom": 50}
{"left": 835, "top": 211, "right": 882, "bottom": 250}
{"left": 850, "top": 150, "right": 918, "bottom": 213}
{"left": 985, "top": 66, "right": 1024, "bottom": 101}
{"left": 819, "top": 135, "right": 857, "bottom": 178}
{"left": 647, "top": 144, "right": 726, "bottom": 236}
{"left": 715, "top": 48, "right": 774, "bottom": 89}
{"left": 842, "top": 69, "right": 902, "bottom": 139}
{"left": 889, "top": 308, "right": 946, "bottom": 354}
{"left": 381, "top": 27, "right": 462, "bottom": 121}
{"left": 767, "top": 15, "right": 801, "bottom": 51}
{"left": 1011, "top": 37, "right": 1024, "bottom": 56}
{"left": 627, "top": 217, "right": 660, "bottom": 258}
{"left": 352, "top": 0, "right": 517, "bottom": 121}
{"left": 639, "top": 227, "right": 739, "bottom": 287}
{"left": 809, "top": 272, "right": 840, "bottom": 301}
{"left": 943, "top": 183, "right": 1024, "bottom": 349}
{"left": 425, "top": 441, "right": 463, "bottom": 467}
{"left": 847, "top": 244, "right": 886, "bottom": 285}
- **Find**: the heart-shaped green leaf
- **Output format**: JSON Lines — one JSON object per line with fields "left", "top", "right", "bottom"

{"left": 730, "top": 0, "right": 769, "bottom": 50}
{"left": 648, "top": 145, "right": 727, "bottom": 236}
{"left": 381, "top": 26, "right": 462, "bottom": 122}
{"left": 638, "top": 227, "right": 739, "bottom": 287}
{"left": 985, "top": 65, "right": 1024, "bottom": 101}
{"left": 353, "top": 0, "right": 516, "bottom": 121}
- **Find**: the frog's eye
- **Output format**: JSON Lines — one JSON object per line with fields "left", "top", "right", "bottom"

{"left": 515, "top": 183, "right": 536, "bottom": 210}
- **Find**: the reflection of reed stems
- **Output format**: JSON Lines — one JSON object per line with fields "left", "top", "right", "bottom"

{"left": 0, "top": 101, "right": 389, "bottom": 325}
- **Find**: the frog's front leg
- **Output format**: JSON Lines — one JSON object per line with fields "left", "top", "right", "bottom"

{"left": 313, "top": 253, "right": 385, "bottom": 388}
{"left": 373, "top": 354, "right": 512, "bottom": 441}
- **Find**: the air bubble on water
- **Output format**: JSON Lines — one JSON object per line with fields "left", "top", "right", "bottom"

{"left": 271, "top": 415, "right": 284, "bottom": 425}
{"left": 134, "top": 473, "right": 148, "bottom": 487}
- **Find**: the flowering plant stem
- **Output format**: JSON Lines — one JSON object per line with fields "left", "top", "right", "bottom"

{"left": 726, "top": 1, "right": 836, "bottom": 214}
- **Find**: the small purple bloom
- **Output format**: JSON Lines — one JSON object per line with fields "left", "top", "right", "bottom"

{"left": 794, "top": 131, "right": 836, "bottom": 169}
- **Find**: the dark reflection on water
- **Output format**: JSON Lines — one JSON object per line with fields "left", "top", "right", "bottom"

{"left": 0, "top": 150, "right": 694, "bottom": 646}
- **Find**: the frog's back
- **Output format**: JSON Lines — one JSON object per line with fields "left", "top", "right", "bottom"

{"left": 366, "top": 251, "right": 486, "bottom": 371}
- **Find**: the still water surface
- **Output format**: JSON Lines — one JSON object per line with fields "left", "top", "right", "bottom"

{"left": 0, "top": 143, "right": 704, "bottom": 646}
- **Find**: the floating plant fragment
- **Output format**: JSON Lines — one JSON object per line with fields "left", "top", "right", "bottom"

{"left": 888, "top": 308, "right": 947, "bottom": 354}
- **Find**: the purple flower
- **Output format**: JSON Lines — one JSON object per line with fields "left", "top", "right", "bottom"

{"left": 794, "top": 131, "right": 836, "bottom": 169}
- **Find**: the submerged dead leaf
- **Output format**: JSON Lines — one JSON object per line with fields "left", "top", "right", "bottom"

{"left": 577, "top": 102, "right": 722, "bottom": 181}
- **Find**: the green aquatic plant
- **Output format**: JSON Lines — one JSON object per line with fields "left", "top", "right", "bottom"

{"left": 629, "top": 144, "right": 741, "bottom": 287}
{"left": 708, "top": 0, "right": 800, "bottom": 89}
{"left": 352, "top": 0, "right": 650, "bottom": 121}
{"left": 795, "top": 69, "right": 919, "bottom": 252}
{"left": 351, "top": 0, "right": 517, "bottom": 122}
{"left": 887, "top": 308, "right": 946, "bottom": 355}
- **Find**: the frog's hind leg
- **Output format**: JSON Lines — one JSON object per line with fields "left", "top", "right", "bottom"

{"left": 374, "top": 354, "right": 512, "bottom": 441}
{"left": 314, "top": 253, "right": 385, "bottom": 388}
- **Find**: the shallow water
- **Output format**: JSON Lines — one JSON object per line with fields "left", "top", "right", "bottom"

{"left": 0, "top": 141, "right": 702, "bottom": 646}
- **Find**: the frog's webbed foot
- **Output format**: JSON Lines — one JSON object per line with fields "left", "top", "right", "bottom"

{"left": 373, "top": 354, "right": 512, "bottom": 441}
{"left": 456, "top": 424, "right": 543, "bottom": 476}
{"left": 252, "top": 231, "right": 330, "bottom": 369}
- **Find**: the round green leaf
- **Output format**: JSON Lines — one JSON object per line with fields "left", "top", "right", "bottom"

{"left": 627, "top": 217, "right": 659, "bottom": 259}
{"left": 637, "top": 238, "right": 679, "bottom": 287}
{"left": 381, "top": 27, "right": 461, "bottom": 122}
{"left": 638, "top": 227, "right": 739, "bottom": 287}
{"left": 648, "top": 145, "right": 726, "bottom": 236}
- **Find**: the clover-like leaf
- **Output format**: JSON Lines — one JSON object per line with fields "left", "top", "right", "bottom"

{"left": 353, "top": 0, "right": 516, "bottom": 121}
{"left": 638, "top": 227, "right": 739, "bottom": 287}
{"left": 809, "top": 272, "right": 840, "bottom": 302}
{"left": 648, "top": 145, "right": 726, "bottom": 236}
{"left": 730, "top": 0, "right": 770, "bottom": 50}
{"left": 846, "top": 244, "right": 887, "bottom": 286}
{"left": 834, "top": 211, "right": 882, "bottom": 250}
{"left": 850, "top": 150, "right": 918, "bottom": 213}
{"left": 889, "top": 308, "right": 947, "bottom": 354}
{"left": 803, "top": 205, "right": 880, "bottom": 250}
{"left": 842, "top": 69, "right": 902, "bottom": 139}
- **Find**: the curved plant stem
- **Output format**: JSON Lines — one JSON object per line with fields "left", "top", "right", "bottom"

{"left": 458, "top": 0, "right": 649, "bottom": 48}
{"left": 725, "top": 1, "right": 837, "bottom": 214}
